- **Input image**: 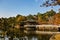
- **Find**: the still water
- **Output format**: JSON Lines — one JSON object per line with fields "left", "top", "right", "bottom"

{"left": 0, "top": 31, "right": 52, "bottom": 40}
{"left": 20, "top": 30, "right": 52, "bottom": 40}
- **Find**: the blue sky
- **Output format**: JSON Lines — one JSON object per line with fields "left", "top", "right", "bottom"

{"left": 0, "top": 0, "right": 60, "bottom": 17}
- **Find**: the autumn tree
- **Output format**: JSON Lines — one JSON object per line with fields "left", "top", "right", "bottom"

{"left": 37, "top": 12, "right": 44, "bottom": 24}
{"left": 53, "top": 13, "right": 60, "bottom": 25}
{"left": 16, "top": 14, "right": 26, "bottom": 23}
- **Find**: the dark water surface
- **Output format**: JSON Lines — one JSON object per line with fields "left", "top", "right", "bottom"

{"left": 0, "top": 30, "right": 52, "bottom": 40}
{"left": 16, "top": 30, "right": 52, "bottom": 40}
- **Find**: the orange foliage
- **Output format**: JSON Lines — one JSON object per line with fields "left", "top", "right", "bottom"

{"left": 57, "top": 0, "right": 60, "bottom": 4}
{"left": 53, "top": 13, "right": 60, "bottom": 25}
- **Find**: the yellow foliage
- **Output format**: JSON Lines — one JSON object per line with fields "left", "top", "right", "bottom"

{"left": 50, "top": 34, "right": 60, "bottom": 40}
{"left": 53, "top": 13, "right": 60, "bottom": 25}
{"left": 16, "top": 16, "right": 26, "bottom": 22}
{"left": 54, "top": 34, "right": 60, "bottom": 40}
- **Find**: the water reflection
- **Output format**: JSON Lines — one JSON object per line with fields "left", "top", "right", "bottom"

{"left": 25, "top": 34, "right": 52, "bottom": 40}
{"left": 0, "top": 38, "right": 4, "bottom": 40}
{"left": 19, "top": 30, "right": 52, "bottom": 40}
{"left": 0, "top": 30, "right": 52, "bottom": 40}
{"left": 31, "top": 37, "right": 37, "bottom": 40}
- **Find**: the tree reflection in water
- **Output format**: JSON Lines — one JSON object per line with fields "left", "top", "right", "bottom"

{"left": 7, "top": 30, "right": 52, "bottom": 40}
{"left": 18, "top": 30, "right": 52, "bottom": 40}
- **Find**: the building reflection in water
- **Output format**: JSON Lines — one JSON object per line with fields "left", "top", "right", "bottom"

{"left": 0, "top": 30, "right": 52, "bottom": 40}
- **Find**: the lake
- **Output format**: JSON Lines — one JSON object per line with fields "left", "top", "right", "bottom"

{"left": 0, "top": 30, "right": 53, "bottom": 40}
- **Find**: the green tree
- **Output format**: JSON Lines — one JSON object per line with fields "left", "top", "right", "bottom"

{"left": 27, "top": 14, "right": 34, "bottom": 20}
{"left": 16, "top": 14, "right": 26, "bottom": 23}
